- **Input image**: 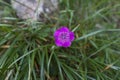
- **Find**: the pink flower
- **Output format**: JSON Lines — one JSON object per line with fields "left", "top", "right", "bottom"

{"left": 54, "top": 26, "right": 75, "bottom": 47}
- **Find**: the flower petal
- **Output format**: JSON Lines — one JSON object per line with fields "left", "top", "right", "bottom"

{"left": 62, "top": 41, "right": 71, "bottom": 47}
{"left": 69, "top": 32, "right": 75, "bottom": 41}
{"left": 55, "top": 39, "right": 62, "bottom": 47}
{"left": 54, "top": 27, "right": 69, "bottom": 38}
{"left": 54, "top": 30, "right": 60, "bottom": 38}
{"left": 58, "top": 26, "right": 69, "bottom": 32}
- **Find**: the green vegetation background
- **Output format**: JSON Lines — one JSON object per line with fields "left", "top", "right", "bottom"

{"left": 0, "top": 0, "right": 120, "bottom": 80}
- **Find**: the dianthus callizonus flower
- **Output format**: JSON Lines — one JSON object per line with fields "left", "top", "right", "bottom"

{"left": 54, "top": 27, "right": 75, "bottom": 47}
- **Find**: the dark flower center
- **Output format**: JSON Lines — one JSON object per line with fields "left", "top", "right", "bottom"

{"left": 59, "top": 32, "right": 69, "bottom": 41}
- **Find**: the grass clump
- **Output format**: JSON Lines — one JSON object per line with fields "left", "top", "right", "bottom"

{"left": 0, "top": 0, "right": 120, "bottom": 80}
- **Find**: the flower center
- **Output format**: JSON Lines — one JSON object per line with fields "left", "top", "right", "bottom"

{"left": 61, "top": 33, "right": 67, "bottom": 39}
{"left": 59, "top": 32, "right": 69, "bottom": 42}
